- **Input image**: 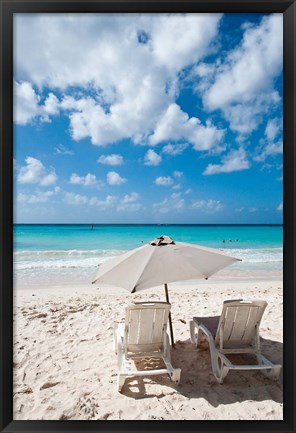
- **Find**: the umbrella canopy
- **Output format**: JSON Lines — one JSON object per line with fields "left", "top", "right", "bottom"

{"left": 92, "top": 235, "right": 241, "bottom": 347}
{"left": 92, "top": 235, "right": 240, "bottom": 292}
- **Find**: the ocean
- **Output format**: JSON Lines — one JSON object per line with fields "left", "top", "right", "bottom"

{"left": 13, "top": 224, "right": 283, "bottom": 289}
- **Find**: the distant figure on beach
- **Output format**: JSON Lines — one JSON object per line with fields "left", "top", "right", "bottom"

{"left": 91, "top": 225, "right": 94, "bottom": 230}
{"left": 222, "top": 239, "right": 225, "bottom": 243}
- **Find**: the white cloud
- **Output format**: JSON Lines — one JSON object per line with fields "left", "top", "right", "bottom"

{"left": 54, "top": 144, "right": 74, "bottom": 155}
{"left": 17, "top": 187, "right": 60, "bottom": 204}
{"left": 200, "top": 14, "right": 283, "bottom": 135}
{"left": 235, "top": 207, "right": 244, "bottom": 212}
{"left": 194, "top": 62, "right": 216, "bottom": 93}
{"left": 162, "top": 143, "right": 188, "bottom": 155}
{"left": 18, "top": 157, "right": 57, "bottom": 186}
{"left": 89, "top": 195, "right": 117, "bottom": 209}
{"left": 121, "top": 192, "right": 139, "bottom": 203}
{"left": 154, "top": 176, "right": 174, "bottom": 186}
{"left": 15, "top": 14, "right": 222, "bottom": 89}
{"left": 277, "top": 202, "right": 283, "bottom": 211}
{"left": 262, "top": 140, "right": 283, "bottom": 158}
{"left": 63, "top": 96, "right": 124, "bottom": 144}
{"left": 144, "top": 149, "right": 162, "bottom": 166}
{"left": 221, "top": 93, "right": 280, "bottom": 135}
{"left": 64, "top": 192, "right": 88, "bottom": 205}
{"left": 14, "top": 81, "right": 60, "bottom": 125}
{"left": 185, "top": 188, "right": 192, "bottom": 195}
{"left": 14, "top": 81, "right": 40, "bottom": 125}
{"left": 61, "top": 87, "right": 166, "bottom": 146}
{"left": 117, "top": 192, "right": 142, "bottom": 212}
{"left": 64, "top": 192, "right": 116, "bottom": 209}
{"left": 152, "top": 192, "right": 185, "bottom": 214}
{"left": 173, "top": 170, "right": 183, "bottom": 178}
{"left": 265, "top": 118, "right": 281, "bottom": 141}
{"left": 149, "top": 103, "right": 225, "bottom": 152}
{"left": 151, "top": 14, "right": 222, "bottom": 71}
{"left": 14, "top": 14, "right": 222, "bottom": 145}
{"left": 97, "top": 154, "right": 124, "bottom": 166}
{"left": 118, "top": 202, "right": 142, "bottom": 212}
{"left": 69, "top": 173, "right": 103, "bottom": 187}
{"left": 191, "top": 199, "right": 223, "bottom": 212}
{"left": 107, "top": 171, "right": 127, "bottom": 186}
{"left": 42, "top": 93, "right": 59, "bottom": 119}
{"left": 203, "top": 147, "right": 250, "bottom": 175}
{"left": 254, "top": 117, "right": 283, "bottom": 162}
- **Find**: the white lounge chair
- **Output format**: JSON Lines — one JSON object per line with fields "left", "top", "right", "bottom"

{"left": 114, "top": 301, "right": 181, "bottom": 392}
{"left": 190, "top": 299, "right": 281, "bottom": 383}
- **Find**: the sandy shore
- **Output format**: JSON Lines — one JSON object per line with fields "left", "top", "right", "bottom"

{"left": 13, "top": 279, "right": 283, "bottom": 420}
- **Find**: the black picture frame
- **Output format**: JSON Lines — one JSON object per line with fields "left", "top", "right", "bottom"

{"left": 0, "top": 1, "right": 295, "bottom": 432}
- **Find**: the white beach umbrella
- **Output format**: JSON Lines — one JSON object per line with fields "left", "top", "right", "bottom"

{"left": 92, "top": 235, "right": 241, "bottom": 346}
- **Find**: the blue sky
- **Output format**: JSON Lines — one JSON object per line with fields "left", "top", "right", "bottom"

{"left": 13, "top": 13, "right": 283, "bottom": 224}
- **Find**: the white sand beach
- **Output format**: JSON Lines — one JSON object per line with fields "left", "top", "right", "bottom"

{"left": 13, "top": 278, "right": 283, "bottom": 421}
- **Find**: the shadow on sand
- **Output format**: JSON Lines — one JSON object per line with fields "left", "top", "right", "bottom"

{"left": 122, "top": 337, "right": 283, "bottom": 406}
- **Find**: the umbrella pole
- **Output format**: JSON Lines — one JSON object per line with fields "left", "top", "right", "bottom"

{"left": 164, "top": 283, "right": 175, "bottom": 348}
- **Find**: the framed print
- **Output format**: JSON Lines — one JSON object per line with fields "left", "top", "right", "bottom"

{"left": 1, "top": 0, "right": 295, "bottom": 432}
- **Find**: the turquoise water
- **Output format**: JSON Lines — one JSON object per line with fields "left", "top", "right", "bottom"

{"left": 14, "top": 224, "right": 282, "bottom": 251}
{"left": 13, "top": 224, "right": 283, "bottom": 288}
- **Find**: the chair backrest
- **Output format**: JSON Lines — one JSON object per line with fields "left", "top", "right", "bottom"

{"left": 124, "top": 302, "right": 171, "bottom": 357}
{"left": 215, "top": 300, "right": 267, "bottom": 349}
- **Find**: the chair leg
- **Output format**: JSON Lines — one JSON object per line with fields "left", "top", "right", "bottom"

{"left": 116, "top": 326, "right": 128, "bottom": 392}
{"left": 118, "top": 374, "right": 127, "bottom": 392}
{"left": 256, "top": 354, "right": 281, "bottom": 381}
{"left": 163, "top": 357, "right": 181, "bottom": 384}
{"left": 163, "top": 333, "right": 171, "bottom": 358}
{"left": 262, "top": 367, "right": 281, "bottom": 381}
{"left": 163, "top": 333, "right": 181, "bottom": 384}
{"left": 171, "top": 368, "right": 181, "bottom": 384}
{"left": 212, "top": 357, "right": 229, "bottom": 384}
{"left": 190, "top": 322, "right": 230, "bottom": 383}
{"left": 207, "top": 340, "right": 230, "bottom": 384}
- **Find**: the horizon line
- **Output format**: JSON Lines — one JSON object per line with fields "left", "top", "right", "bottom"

{"left": 13, "top": 223, "right": 283, "bottom": 226}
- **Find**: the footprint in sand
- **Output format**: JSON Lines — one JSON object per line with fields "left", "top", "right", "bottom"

{"left": 40, "top": 381, "right": 60, "bottom": 390}
{"left": 13, "top": 385, "right": 33, "bottom": 395}
{"left": 76, "top": 394, "right": 100, "bottom": 419}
